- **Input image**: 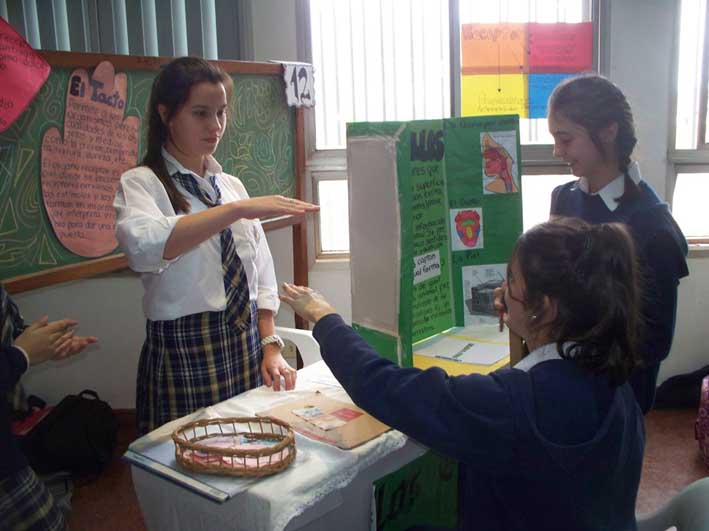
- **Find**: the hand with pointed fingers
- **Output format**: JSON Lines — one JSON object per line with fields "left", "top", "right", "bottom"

{"left": 235, "top": 196, "right": 319, "bottom": 220}
{"left": 13, "top": 318, "right": 96, "bottom": 365}
{"left": 52, "top": 332, "right": 98, "bottom": 361}
{"left": 279, "top": 282, "right": 337, "bottom": 324}
{"left": 261, "top": 348, "right": 297, "bottom": 392}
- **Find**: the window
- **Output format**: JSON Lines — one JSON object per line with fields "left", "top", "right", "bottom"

{"left": 1, "top": 0, "right": 249, "bottom": 59}
{"left": 310, "top": 0, "right": 451, "bottom": 151}
{"left": 670, "top": 0, "right": 709, "bottom": 242}
{"left": 521, "top": 173, "right": 576, "bottom": 230}
{"left": 674, "top": 0, "right": 707, "bottom": 150}
{"left": 301, "top": 0, "right": 603, "bottom": 257}
{"left": 674, "top": 172, "right": 709, "bottom": 242}
{"left": 459, "top": 0, "right": 595, "bottom": 146}
{"left": 314, "top": 173, "right": 350, "bottom": 256}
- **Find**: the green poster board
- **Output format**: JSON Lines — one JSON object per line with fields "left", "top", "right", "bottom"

{"left": 0, "top": 51, "right": 301, "bottom": 292}
{"left": 373, "top": 451, "right": 458, "bottom": 531}
{"left": 348, "top": 115, "right": 523, "bottom": 366}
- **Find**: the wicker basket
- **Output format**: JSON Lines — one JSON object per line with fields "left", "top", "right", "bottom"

{"left": 172, "top": 416, "right": 296, "bottom": 477}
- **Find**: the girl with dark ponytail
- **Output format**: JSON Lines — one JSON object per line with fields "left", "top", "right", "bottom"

{"left": 114, "top": 57, "right": 318, "bottom": 435}
{"left": 279, "top": 217, "right": 646, "bottom": 531}
{"left": 546, "top": 74, "right": 688, "bottom": 413}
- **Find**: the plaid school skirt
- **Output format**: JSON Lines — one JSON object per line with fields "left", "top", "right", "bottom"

{"left": 136, "top": 301, "right": 262, "bottom": 436}
{"left": 0, "top": 466, "right": 65, "bottom": 531}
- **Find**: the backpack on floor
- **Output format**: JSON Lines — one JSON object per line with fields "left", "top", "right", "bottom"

{"left": 696, "top": 375, "right": 709, "bottom": 468}
{"left": 21, "top": 389, "right": 119, "bottom": 477}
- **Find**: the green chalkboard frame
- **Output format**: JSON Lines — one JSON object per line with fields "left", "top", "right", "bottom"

{"left": 1, "top": 51, "right": 308, "bottom": 306}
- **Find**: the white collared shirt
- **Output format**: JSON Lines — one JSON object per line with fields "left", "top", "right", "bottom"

{"left": 113, "top": 149, "right": 279, "bottom": 321}
{"left": 576, "top": 161, "right": 642, "bottom": 212}
{"left": 513, "top": 342, "right": 577, "bottom": 372}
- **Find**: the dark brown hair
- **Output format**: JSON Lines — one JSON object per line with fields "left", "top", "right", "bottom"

{"left": 510, "top": 217, "right": 642, "bottom": 386}
{"left": 548, "top": 74, "right": 640, "bottom": 204}
{"left": 142, "top": 57, "right": 233, "bottom": 213}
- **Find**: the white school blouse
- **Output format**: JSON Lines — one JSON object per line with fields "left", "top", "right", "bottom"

{"left": 113, "top": 149, "right": 279, "bottom": 321}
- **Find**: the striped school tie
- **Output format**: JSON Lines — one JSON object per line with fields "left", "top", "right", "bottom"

{"left": 171, "top": 173, "right": 252, "bottom": 330}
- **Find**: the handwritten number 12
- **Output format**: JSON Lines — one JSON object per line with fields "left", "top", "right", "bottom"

{"left": 290, "top": 67, "right": 311, "bottom": 103}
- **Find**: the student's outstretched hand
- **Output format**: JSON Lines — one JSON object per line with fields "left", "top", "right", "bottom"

{"left": 235, "top": 196, "right": 319, "bottom": 220}
{"left": 279, "top": 283, "right": 337, "bottom": 324}
{"left": 53, "top": 331, "right": 98, "bottom": 361}
{"left": 13, "top": 318, "right": 95, "bottom": 366}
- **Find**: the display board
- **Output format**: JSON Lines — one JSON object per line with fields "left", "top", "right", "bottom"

{"left": 373, "top": 450, "right": 458, "bottom": 531}
{"left": 347, "top": 115, "right": 523, "bottom": 368}
{"left": 0, "top": 52, "right": 307, "bottom": 294}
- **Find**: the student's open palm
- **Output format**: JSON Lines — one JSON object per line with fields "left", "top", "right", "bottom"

{"left": 279, "top": 282, "right": 336, "bottom": 324}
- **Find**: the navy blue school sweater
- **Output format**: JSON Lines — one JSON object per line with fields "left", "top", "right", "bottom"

{"left": 551, "top": 180, "right": 689, "bottom": 412}
{"left": 314, "top": 314, "right": 645, "bottom": 531}
{"left": 0, "top": 283, "right": 29, "bottom": 478}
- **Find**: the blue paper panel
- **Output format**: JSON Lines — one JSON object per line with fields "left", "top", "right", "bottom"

{"left": 528, "top": 73, "right": 571, "bottom": 118}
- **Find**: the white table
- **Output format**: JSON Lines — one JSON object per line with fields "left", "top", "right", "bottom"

{"left": 130, "top": 361, "right": 428, "bottom": 531}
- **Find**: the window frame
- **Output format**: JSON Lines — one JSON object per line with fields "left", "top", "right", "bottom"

{"left": 311, "top": 167, "right": 351, "bottom": 261}
{"left": 668, "top": 0, "right": 709, "bottom": 246}
{"left": 297, "top": 0, "right": 609, "bottom": 262}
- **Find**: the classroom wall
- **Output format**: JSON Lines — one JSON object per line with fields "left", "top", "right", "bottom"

{"left": 607, "top": 0, "right": 707, "bottom": 385}
{"left": 16, "top": 0, "right": 706, "bottom": 408}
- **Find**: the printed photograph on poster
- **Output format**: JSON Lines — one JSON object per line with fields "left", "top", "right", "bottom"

{"left": 481, "top": 131, "right": 519, "bottom": 194}
{"left": 462, "top": 263, "right": 507, "bottom": 326}
{"left": 450, "top": 208, "right": 483, "bottom": 251}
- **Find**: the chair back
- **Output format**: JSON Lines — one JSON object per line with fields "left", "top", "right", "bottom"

{"left": 637, "top": 478, "right": 709, "bottom": 531}
{"left": 275, "top": 326, "right": 322, "bottom": 368}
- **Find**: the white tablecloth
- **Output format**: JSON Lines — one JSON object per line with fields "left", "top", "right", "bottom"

{"left": 130, "top": 361, "right": 428, "bottom": 531}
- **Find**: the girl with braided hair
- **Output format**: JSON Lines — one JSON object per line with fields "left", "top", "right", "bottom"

{"left": 114, "top": 57, "right": 318, "bottom": 435}
{"left": 546, "top": 74, "right": 688, "bottom": 413}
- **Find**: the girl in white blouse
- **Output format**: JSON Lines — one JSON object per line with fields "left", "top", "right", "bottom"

{"left": 114, "top": 57, "right": 318, "bottom": 435}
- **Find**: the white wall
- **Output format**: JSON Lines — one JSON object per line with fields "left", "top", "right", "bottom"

{"left": 250, "top": 0, "right": 298, "bottom": 62}
{"left": 608, "top": 0, "right": 708, "bottom": 384}
{"left": 15, "top": 0, "right": 708, "bottom": 409}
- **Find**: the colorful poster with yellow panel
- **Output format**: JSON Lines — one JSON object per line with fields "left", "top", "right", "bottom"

{"left": 460, "top": 22, "right": 593, "bottom": 118}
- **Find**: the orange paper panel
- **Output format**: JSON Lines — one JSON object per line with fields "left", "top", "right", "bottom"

{"left": 461, "top": 74, "right": 527, "bottom": 117}
{"left": 461, "top": 23, "right": 527, "bottom": 75}
{"left": 41, "top": 61, "right": 140, "bottom": 257}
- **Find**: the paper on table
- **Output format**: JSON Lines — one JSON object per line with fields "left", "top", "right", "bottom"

{"left": 413, "top": 324, "right": 509, "bottom": 365}
{"left": 260, "top": 392, "right": 390, "bottom": 449}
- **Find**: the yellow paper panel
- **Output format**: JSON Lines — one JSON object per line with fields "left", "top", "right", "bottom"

{"left": 413, "top": 354, "right": 510, "bottom": 376}
{"left": 461, "top": 74, "right": 528, "bottom": 117}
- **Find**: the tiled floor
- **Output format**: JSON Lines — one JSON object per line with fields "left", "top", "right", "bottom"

{"left": 636, "top": 408, "right": 707, "bottom": 516}
{"left": 65, "top": 408, "right": 707, "bottom": 530}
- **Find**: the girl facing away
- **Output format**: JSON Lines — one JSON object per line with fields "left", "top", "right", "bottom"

{"left": 281, "top": 217, "right": 645, "bottom": 531}
{"left": 114, "top": 57, "right": 318, "bottom": 435}
{"left": 547, "top": 74, "right": 689, "bottom": 413}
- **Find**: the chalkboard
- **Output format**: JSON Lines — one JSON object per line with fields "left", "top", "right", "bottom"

{"left": 0, "top": 52, "right": 307, "bottom": 294}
